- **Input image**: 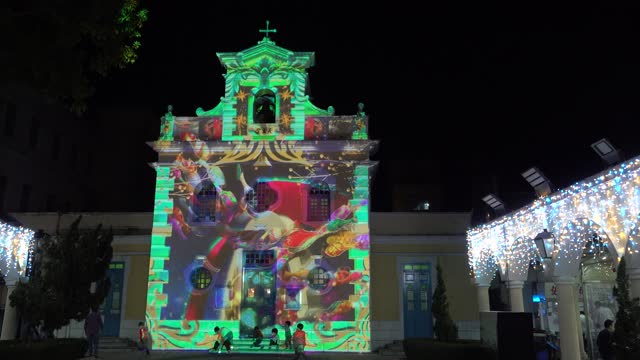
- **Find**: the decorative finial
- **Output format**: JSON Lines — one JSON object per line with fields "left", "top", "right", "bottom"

{"left": 357, "top": 102, "right": 365, "bottom": 117}
{"left": 259, "top": 20, "right": 277, "bottom": 39}
{"left": 159, "top": 105, "right": 175, "bottom": 141}
{"left": 327, "top": 106, "right": 335, "bottom": 116}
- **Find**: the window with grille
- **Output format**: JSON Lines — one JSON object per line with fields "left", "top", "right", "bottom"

{"left": 244, "top": 250, "right": 275, "bottom": 268}
{"left": 193, "top": 184, "right": 217, "bottom": 223}
{"left": 308, "top": 182, "right": 330, "bottom": 221}
{"left": 190, "top": 267, "right": 212, "bottom": 290}
{"left": 308, "top": 267, "right": 330, "bottom": 290}
{"left": 246, "top": 182, "right": 277, "bottom": 212}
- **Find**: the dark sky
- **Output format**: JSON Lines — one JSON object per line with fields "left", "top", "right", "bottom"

{"left": 89, "top": 2, "right": 640, "bottom": 216}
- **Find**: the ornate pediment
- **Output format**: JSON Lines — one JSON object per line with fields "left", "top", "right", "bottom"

{"left": 167, "top": 22, "right": 368, "bottom": 142}
{"left": 217, "top": 38, "right": 315, "bottom": 72}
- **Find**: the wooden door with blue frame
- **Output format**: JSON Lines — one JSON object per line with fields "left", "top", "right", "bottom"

{"left": 403, "top": 263, "right": 433, "bottom": 338}
{"left": 101, "top": 262, "right": 125, "bottom": 337}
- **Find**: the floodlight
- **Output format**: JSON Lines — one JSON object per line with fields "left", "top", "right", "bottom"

{"left": 521, "top": 167, "right": 553, "bottom": 197}
{"left": 482, "top": 194, "right": 505, "bottom": 211}
{"left": 591, "top": 138, "right": 621, "bottom": 165}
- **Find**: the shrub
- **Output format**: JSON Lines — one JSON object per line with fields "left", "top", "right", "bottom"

{"left": 432, "top": 263, "right": 458, "bottom": 341}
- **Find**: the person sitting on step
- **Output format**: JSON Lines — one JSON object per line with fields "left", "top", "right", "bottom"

{"left": 251, "top": 326, "right": 264, "bottom": 350}
{"left": 268, "top": 328, "right": 279, "bottom": 350}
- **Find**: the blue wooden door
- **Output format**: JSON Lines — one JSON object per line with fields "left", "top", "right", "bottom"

{"left": 240, "top": 251, "right": 276, "bottom": 337}
{"left": 403, "top": 263, "right": 433, "bottom": 338}
{"left": 101, "top": 262, "right": 125, "bottom": 337}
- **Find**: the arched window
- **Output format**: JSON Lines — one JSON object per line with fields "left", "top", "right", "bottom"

{"left": 308, "top": 182, "right": 330, "bottom": 221}
{"left": 246, "top": 182, "right": 278, "bottom": 212}
{"left": 253, "top": 89, "right": 276, "bottom": 124}
{"left": 193, "top": 183, "right": 217, "bottom": 223}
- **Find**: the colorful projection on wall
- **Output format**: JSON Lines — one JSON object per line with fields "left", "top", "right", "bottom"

{"left": 148, "top": 142, "right": 373, "bottom": 352}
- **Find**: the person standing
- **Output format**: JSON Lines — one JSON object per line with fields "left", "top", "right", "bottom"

{"left": 292, "top": 323, "right": 307, "bottom": 360}
{"left": 138, "top": 321, "right": 151, "bottom": 357}
{"left": 284, "top": 320, "right": 292, "bottom": 350}
{"left": 597, "top": 319, "right": 616, "bottom": 360}
{"left": 84, "top": 306, "right": 103, "bottom": 358}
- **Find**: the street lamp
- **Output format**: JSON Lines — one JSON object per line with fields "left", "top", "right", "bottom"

{"left": 534, "top": 229, "right": 556, "bottom": 259}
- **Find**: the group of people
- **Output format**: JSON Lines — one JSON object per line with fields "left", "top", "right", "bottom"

{"left": 210, "top": 320, "right": 309, "bottom": 359}
{"left": 250, "top": 326, "right": 282, "bottom": 350}
{"left": 85, "top": 307, "right": 310, "bottom": 359}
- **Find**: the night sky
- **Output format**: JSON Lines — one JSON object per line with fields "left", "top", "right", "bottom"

{"left": 89, "top": 2, "right": 640, "bottom": 217}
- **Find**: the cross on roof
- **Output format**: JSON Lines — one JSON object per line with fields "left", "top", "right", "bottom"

{"left": 259, "top": 20, "right": 277, "bottom": 39}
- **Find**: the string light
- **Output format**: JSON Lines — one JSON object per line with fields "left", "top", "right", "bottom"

{"left": 0, "top": 220, "right": 35, "bottom": 280}
{"left": 468, "top": 156, "right": 640, "bottom": 281}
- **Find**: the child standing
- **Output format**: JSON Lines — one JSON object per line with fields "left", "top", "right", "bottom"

{"left": 137, "top": 321, "right": 151, "bottom": 357}
{"left": 284, "top": 320, "right": 292, "bottom": 350}
{"left": 292, "top": 323, "right": 307, "bottom": 360}
{"left": 268, "top": 328, "right": 279, "bottom": 350}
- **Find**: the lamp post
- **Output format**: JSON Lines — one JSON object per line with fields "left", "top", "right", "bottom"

{"left": 533, "top": 229, "right": 555, "bottom": 331}
{"left": 534, "top": 229, "right": 583, "bottom": 360}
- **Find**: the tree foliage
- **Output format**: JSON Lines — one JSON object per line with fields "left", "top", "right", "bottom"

{"left": 432, "top": 263, "right": 458, "bottom": 342}
{"left": 613, "top": 256, "right": 640, "bottom": 359}
{"left": 10, "top": 216, "right": 114, "bottom": 334}
{"left": 0, "top": 0, "right": 148, "bottom": 113}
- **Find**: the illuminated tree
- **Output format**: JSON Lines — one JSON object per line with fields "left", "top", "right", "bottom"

{"left": 10, "top": 216, "right": 113, "bottom": 335}
{"left": 0, "top": 0, "right": 148, "bottom": 113}
{"left": 432, "top": 263, "right": 458, "bottom": 341}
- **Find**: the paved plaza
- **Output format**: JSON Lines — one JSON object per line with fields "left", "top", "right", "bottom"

{"left": 84, "top": 350, "right": 392, "bottom": 360}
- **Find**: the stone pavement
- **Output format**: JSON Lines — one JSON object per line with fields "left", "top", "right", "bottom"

{"left": 86, "top": 350, "right": 395, "bottom": 360}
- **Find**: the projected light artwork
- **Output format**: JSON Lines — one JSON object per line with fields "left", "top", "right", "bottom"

{"left": 146, "top": 33, "right": 376, "bottom": 352}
